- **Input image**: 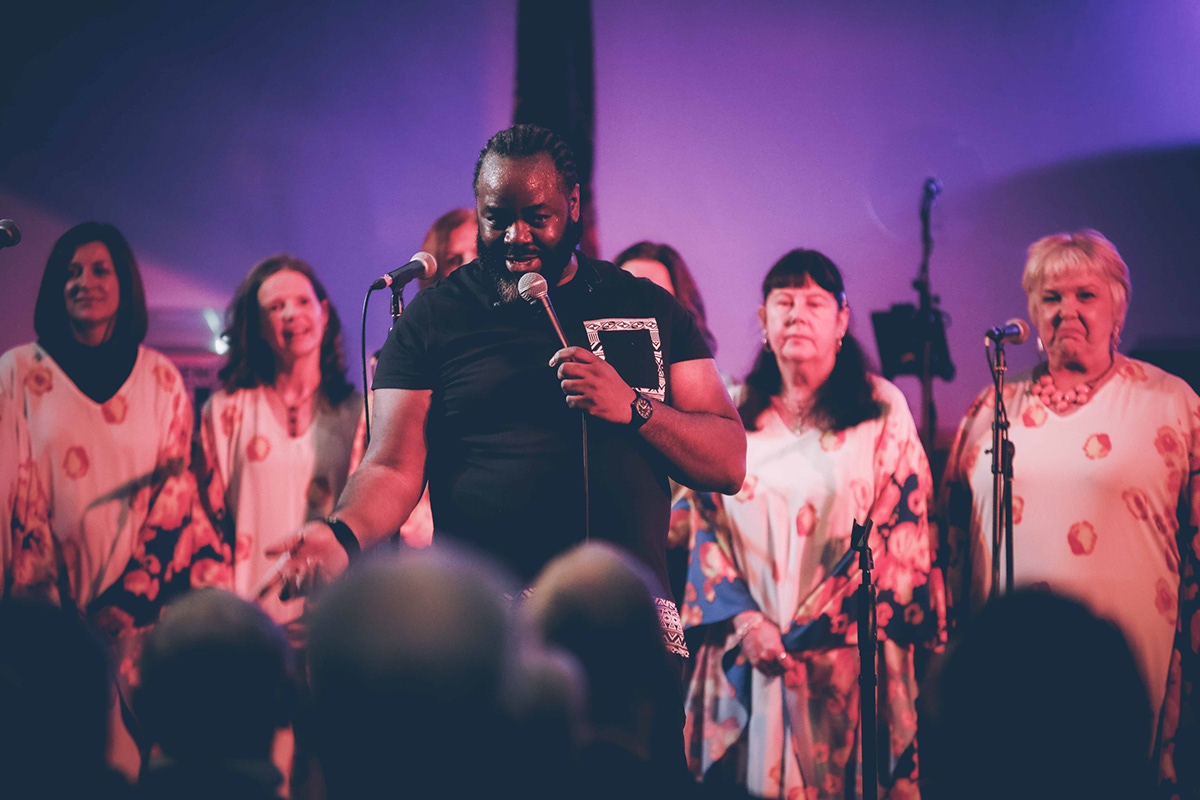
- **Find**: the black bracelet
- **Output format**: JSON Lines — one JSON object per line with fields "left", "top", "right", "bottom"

{"left": 324, "top": 516, "right": 361, "bottom": 559}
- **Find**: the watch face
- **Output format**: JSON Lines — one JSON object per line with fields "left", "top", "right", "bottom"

{"left": 635, "top": 394, "right": 653, "bottom": 420}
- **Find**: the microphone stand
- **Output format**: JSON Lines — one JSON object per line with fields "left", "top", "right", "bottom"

{"left": 357, "top": 284, "right": 408, "bottom": 446}
{"left": 987, "top": 340, "right": 1015, "bottom": 599}
{"left": 852, "top": 517, "right": 878, "bottom": 800}
{"left": 915, "top": 181, "right": 939, "bottom": 457}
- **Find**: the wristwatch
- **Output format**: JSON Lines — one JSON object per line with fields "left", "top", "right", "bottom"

{"left": 629, "top": 390, "right": 653, "bottom": 430}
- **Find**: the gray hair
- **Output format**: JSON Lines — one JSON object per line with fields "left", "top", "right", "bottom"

{"left": 1022, "top": 229, "right": 1132, "bottom": 333}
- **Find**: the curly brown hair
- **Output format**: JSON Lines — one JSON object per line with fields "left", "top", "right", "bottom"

{"left": 218, "top": 255, "right": 353, "bottom": 404}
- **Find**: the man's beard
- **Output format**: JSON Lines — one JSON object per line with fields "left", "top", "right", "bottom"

{"left": 479, "top": 218, "right": 583, "bottom": 305}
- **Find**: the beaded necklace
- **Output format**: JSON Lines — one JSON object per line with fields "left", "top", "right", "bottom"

{"left": 1029, "top": 360, "right": 1114, "bottom": 414}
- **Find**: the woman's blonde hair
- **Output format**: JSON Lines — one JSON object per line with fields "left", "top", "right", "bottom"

{"left": 1022, "top": 229, "right": 1131, "bottom": 333}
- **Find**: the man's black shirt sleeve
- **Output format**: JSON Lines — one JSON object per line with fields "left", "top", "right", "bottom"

{"left": 373, "top": 288, "right": 436, "bottom": 391}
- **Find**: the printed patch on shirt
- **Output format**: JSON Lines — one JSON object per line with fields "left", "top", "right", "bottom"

{"left": 583, "top": 317, "right": 665, "bottom": 401}
{"left": 655, "top": 596, "right": 690, "bottom": 658}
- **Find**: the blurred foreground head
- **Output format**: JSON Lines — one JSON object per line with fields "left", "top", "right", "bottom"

{"left": 307, "top": 547, "right": 517, "bottom": 799}
{"left": 0, "top": 601, "right": 129, "bottom": 798}
{"left": 137, "top": 589, "right": 293, "bottom": 761}
{"left": 921, "top": 590, "right": 1152, "bottom": 800}
{"left": 524, "top": 543, "right": 672, "bottom": 753}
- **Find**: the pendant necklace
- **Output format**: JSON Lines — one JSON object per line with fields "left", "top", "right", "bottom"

{"left": 274, "top": 383, "right": 320, "bottom": 437}
{"left": 774, "top": 393, "right": 814, "bottom": 434}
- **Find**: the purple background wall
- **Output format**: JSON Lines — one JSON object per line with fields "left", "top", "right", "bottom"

{"left": 3, "top": 0, "right": 1198, "bottom": 435}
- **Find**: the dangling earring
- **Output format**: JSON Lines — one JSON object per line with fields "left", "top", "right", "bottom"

{"left": 1036, "top": 337, "right": 1046, "bottom": 359}
{"left": 761, "top": 330, "right": 771, "bottom": 352}
{"left": 1111, "top": 326, "right": 1121, "bottom": 354}
{"left": 836, "top": 337, "right": 844, "bottom": 353}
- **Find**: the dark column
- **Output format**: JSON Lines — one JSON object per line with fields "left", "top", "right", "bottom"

{"left": 514, "top": 0, "right": 598, "bottom": 257}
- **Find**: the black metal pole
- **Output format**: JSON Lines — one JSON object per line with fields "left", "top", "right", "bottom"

{"left": 915, "top": 184, "right": 937, "bottom": 457}
{"left": 854, "top": 518, "right": 878, "bottom": 800}
{"left": 989, "top": 341, "right": 1010, "bottom": 601}
{"left": 1003, "top": 439, "right": 1015, "bottom": 594}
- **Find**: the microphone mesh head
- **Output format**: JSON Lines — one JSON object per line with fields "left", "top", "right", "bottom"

{"left": 517, "top": 273, "right": 549, "bottom": 304}
{"left": 1005, "top": 318, "right": 1031, "bottom": 345}
{"left": 410, "top": 251, "right": 438, "bottom": 279}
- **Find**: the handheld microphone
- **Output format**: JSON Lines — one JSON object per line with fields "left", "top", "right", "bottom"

{"left": 0, "top": 220, "right": 21, "bottom": 249}
{"left": 518, "top": 273, "right": 569, "bottom": 348}
{"left": 985, "top": 318, "right": 1030, "bottom": 345}
{"left": 370, "top": 251, "right": 437, "bottom": 290}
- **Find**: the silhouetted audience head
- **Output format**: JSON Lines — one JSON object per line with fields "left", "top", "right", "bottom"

{"left": 306, "top": 547, "right": 518, "bottom": 799}
{"left": 921, "top": 589, "right": 1153, "bottom": 800}
{"left": 137, "top": 589, "right": 292, "bottom": 763}
{"left": 524, "top": 543, "right": 674, "bottom": 757}
{"left": 506, "top": 642, "right": 589, "bottom": 798}
{"left": 0, "top": 600, "right": 127, "bottom": 798}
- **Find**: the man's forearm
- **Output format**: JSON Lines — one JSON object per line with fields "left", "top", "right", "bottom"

{"left": 638, "top": 401, "right": 746, "bottom": 494}
{"left": 332, "top": 460, "right": 425, "bottom": 550}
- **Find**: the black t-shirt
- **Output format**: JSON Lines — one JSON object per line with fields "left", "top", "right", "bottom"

{"left": 373, "top": 255, "right": 712, "bottom": 596}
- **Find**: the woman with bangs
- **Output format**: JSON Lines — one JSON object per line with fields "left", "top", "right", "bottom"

{"left": 681, "top": 250, "right": 943, "bottom": 799}
{"left": 1, "top": 222, "right": 228, "bottom": 645}
{"left": 941, "top": 230, "right": 1199, "bottom": 795}
{"left": 1, "top": 222, "right": 229, "bottom": 777}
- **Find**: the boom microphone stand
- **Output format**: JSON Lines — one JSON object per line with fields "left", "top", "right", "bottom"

{"left": 987, "top": 339, "right": 1015, "bottom": 599}
{"left": 869, "top": 181, "right": 955, "bottom": 457}
{"left": 359, "top": 253, "right": 437, "bottom": 444}
{"left": 915, "top": 179, "right": 942, "bottom": 456}
{"left": 852, "top": 517, "right": 878, "bottom": 800}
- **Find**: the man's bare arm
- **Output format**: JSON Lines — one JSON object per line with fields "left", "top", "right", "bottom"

{"left": 638, "top": 358, "right": 746, "bottom": 494}
{"left": 334, "top": 387, "right": 432, "bottom": 548}
{"left": 552, "top": 348, "right": 746, "bottom": 494}
{"left": 268, "top": 388, "right": 431, "bottom": 583}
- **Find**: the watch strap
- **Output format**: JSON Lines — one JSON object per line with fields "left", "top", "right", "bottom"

{"left": 629, "top": 390, "right": 651, "bottom": 430}
{"left": 324, "top": 516, "right": 361, "bottom": 559}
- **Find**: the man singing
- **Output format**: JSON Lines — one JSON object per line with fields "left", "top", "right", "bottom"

{"left": 280, "top": 125, "right": 745, "bottom": 632}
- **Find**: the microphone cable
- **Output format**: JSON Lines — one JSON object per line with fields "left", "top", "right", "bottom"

{"left": 361, "top": 286, "right": 375, "bottom": 444}
{"left": 580, "top": 409, "right": 589, "bottom": 543}
{"left": 517, "top": 271, "right": 589, "bottom": 543}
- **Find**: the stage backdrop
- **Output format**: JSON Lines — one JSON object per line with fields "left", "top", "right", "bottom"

{"left": 2, "top": 0, "right": 1198, "bottom": 437}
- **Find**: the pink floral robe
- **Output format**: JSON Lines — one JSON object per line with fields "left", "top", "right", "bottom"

{"left": 682, "top": 376, "right": 945, "bottom": 800}
{"left": 1, "top": 343, "right": 231, "bottom": 692}
{"left": 941, "top": 356, "right": 1200, "bottom": 797}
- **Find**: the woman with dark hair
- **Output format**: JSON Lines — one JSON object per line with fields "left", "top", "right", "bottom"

{"left": 680, "top": 250, "right": 944, "bottom": 799}
{"left": 1, "top": 222, "right": 230, "bottom": 774}
{"left": 418, "top": 208, "right": 477, "bottom": 290}
{"left": 613, "top": 241, "right": 716, "bottom": 354}
{"left": 614, "top": 242, "right": 720, "bottom": 605}
{"left": 196, "top": 254, "right": 361, "bottom": 624}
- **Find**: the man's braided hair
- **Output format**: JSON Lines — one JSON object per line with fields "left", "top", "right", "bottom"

{"left": 472, "top": 124, "right": 580, "bottom": 195}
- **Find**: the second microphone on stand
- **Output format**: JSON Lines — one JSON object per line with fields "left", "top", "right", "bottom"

{"left": 371, "top": 251, "right": 437, "bottom": 291}
{"left": 986, "top": 318, "right": 1030, "bottom": 346}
